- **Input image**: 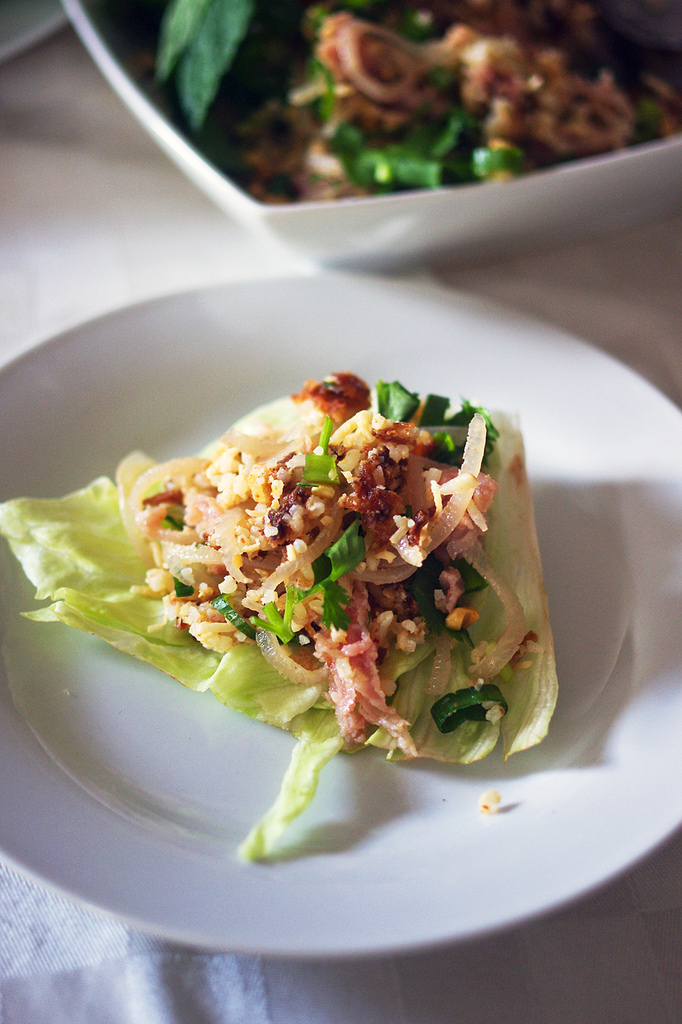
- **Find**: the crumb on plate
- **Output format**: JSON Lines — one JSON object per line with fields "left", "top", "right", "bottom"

{"left": 479, "top": 788, "right": 502, "bottom": 814}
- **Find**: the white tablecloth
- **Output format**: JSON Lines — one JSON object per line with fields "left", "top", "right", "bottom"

{"left": 1, "top": 24, "right": 681, "bottom": 1024}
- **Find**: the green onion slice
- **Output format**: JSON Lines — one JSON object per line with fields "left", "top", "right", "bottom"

{"left": 431, "top": 683, "right": 508, "bottom": 733}
{"left": 472, "top": 145, "right": 524, "bottom": 180}
{"left": 302, "top": 452, "right": 340, "bottom": 486}
{"left": 303, "top": 415, "right": 340, "bottom": 485}
{"left": 210, "top": 595, "right": 257, "bottom": 640}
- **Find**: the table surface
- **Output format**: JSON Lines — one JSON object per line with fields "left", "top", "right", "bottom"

{"left": 1, "top": 22, "right": 682, "bottom": 1024}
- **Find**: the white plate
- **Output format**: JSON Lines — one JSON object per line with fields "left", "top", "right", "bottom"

{"left": 1, "top": 272, "right": 682, "bottom": 957}
{"left": 0, "top": 0, "right": 65, "bottom": 64}
{"left": 62, "top": 0, "right": 682, "bottom": 269}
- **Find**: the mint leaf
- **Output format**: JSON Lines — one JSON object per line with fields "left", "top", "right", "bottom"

{"left": 172, "top": 0, "right": 256, "bottom": 130}
{"left": 157, "top": 0, "right": 213, "bottom": 80}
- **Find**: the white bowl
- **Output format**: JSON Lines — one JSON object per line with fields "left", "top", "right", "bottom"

{"left": 63, "top": 0, "right": 682, "bottom": 269}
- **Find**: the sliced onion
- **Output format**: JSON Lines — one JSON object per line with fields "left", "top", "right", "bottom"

{"left": 218, "top": 428, "right": 302, "bottom": 464}
{"left": 128, "top": 457, "right": 208, "bottom": 545}
{"left": 115, "top": 451, "right": 156, "bottom": 565}
{"left": 352, "top": 558, "right": 416, "bottom": 584}
{"left": 466, "top": 497, "right": 488, "bottom": 533}
{"left": 426, "top": 634, "right": 452, "bottom": 695}
{"left": 420, "top": 475, "right": 478, "bottom": 553}
{"left": 258, "top": 503, "right": 343, "bottom": 593}
{"left": 392, "top": 531, "right": 425, "bottom": 567}
{"left": 467, "top": 541, "right": 526, "bottom": 682}
{"left": 205, "top": 507, "right": 251, "bottom": 583}
{"left": 256, "top": 628, "right": 329, "bottom": 687}
{"left": 459, "top": 412, "right": 487, "bottom": 479}
{"left": 160, "top": 541, "right": 226, "bottom": 567}
{"left": 335, "top": 17, "right": 422, "bottom": 105}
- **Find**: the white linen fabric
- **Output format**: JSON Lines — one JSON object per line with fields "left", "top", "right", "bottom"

{"left": 1, "top": 23, "right": 681, "bottom": 1024}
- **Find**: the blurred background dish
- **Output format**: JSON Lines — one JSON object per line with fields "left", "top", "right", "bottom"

{"left": 0, "top": 0, "right": 65, "bottom": 63}
{"left": 596, "top": 0, "right": 682, "bottom": 49}
{"left": 63, "top": 0, "right": 682, "bottom": 269}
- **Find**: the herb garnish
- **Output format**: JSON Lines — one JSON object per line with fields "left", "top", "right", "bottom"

{"left": 157, "top": 0, "right": 256, "bottom": 129}
{"left": 212, "top": 517, "right": 366, "bottom": 639}
{"left": 302, "top": 415, "right": 340, "bottom": 486}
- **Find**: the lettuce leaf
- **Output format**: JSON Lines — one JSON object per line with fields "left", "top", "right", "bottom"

{"left": 482, "top": 413, "right": 558, "bottom": 757}
{"left": 237, "top": 708, "right": 344, "bottom": 861}
{"left": 0, "top": 477, "right": 334, "bottom": 857}
{"left": 0, "top": 405, "right": 557, "bottom": 859}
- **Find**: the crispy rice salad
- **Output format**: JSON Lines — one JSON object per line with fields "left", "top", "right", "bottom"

{"left": 0, "top": 374, "right": 558, "bottom": 859}
{"left": 123, "top": 0, "right": 682, "bottom": 201}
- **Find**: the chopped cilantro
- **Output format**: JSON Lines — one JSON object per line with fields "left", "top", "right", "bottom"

{"left": 318, "top": 578, "right": 353, "bottom": 630}
{"left": 321, "top": 517, "right": 365, "bottom": 581}
{"left": 287, "top": 517, "right": 367, "bottom": 633}
{"left": 260, "top": 597, "right": 296, "bottom": 644}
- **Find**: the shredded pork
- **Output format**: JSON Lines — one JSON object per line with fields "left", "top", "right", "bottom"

{"left": 125, "top": 373, "right": 510, "bottom": 753}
